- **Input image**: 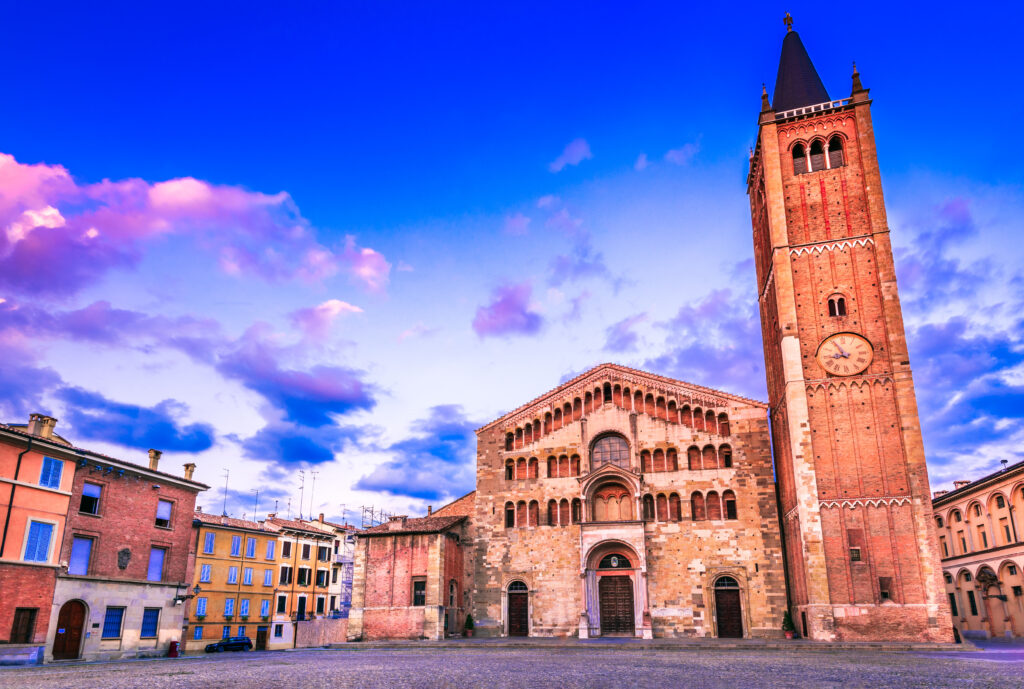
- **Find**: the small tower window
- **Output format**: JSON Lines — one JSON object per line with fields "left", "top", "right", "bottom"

{"left": 792, "top": 144, "right": 807, "bottom": 175}
{"left": 827, "top": 296, "right": 847, "bottom": 317}
{"left": 828, "top": 136, "right": 845, "bottom": 168}
{"left": 809, "top": 140, "right": 826, "bottom": 172}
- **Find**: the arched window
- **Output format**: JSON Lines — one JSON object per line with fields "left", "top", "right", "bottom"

{"left": 642, "top": 495, "right": 655, "bottom": 521}
{"left": 935, "top": 516, "right": 944, "bottom": 528}
{"left": 524, "top": 424, "right": 533, "bottom": 445}
{"left": 951, "top": 510, "right": 962, "bottom": 523}
{"left": 688, "top": 446, "right": 701, "bottom": 470}
{"left": 828, "top": 136, "right": 844, "bottom": 168}
{"left": 547, "top": 500, "right": 558, "bottom": 526}
{"left": 543, "top": 412, "right": 552, "bottom": 435}
{"left": 653, "top": 449, "right": 665, "bottom": 472}
{"left": 505, "top": 459, "right": 514, "bottom": 481}
{"left": 532, "top": 419, "right": 541, "bottom": 440}
{"left": 809, "top": 140, "right": 825, "bottom": 172}
{"left": 563, "top": 403, "right": 572, "bottom": 423}
{"left": 828, "top": 296, "right": 847, "bottom": 317}
{"left": 559, "top": 454, "right": 570, "bottom": 477}
{"left": 547, "top": 456, "right": 557, "bottom": 478}
{"left": 723, "top": 490, "right": 737, "bottom": 520}
{"left": 634, "top": 390, "right": 643, "bottom": 411}
{"left": 613, "top": 384, "right": 623, "bottom": 407}
{"left": 592, "top": 483, "right": 632, "bottom": 521}
{"left": 702, "top": 445, "right": 718, "bottom": 470}
{"left": 693, "top": 408, "right": 705, "bottom": 431}
{"left": 571, "top": 498, "right": 581, "bottom": 524}
{"left": 640, "top": 450, "right": 652, "bottom": 473}
{"left": 680, "top": 405, "right": 692, "bottom": 427}
{"left": 793, "top": 143, "right": 808, "bottom": 175}
{"left": 705, "top": 410, "right": 717, "bottom": 434}
{"left": 528, "top": 457, "right": 538, "bottom": 479}
{"left": 584, "top": 391, "right": 593, "bottom": 414}
{"left": 667, "top": 400, "right": 677, "bottom": 422}
{"left": 571, "top": 455, "right": 581, "bottom": 476}
{"left": 591, "top": 434, "right": 630, "bottom": 470}
{"left": 972, "top": 504, "right": 981, "bottom": 518}
{"left": 559, "top": 499, "right": 570, "bottom": 525}
{"left": 573, "top": 398, "right": 582, "bottom": 421}
{"left": 669, "top": 493, "right": 681, "bottom": 521}
{"left": 516, "top": 501, "right": 527, "bottom": 527}
{"left": 516, "top": 457, "right": 527, "bottom": 479}
{"left": 707, "top": 491, "right": 722, "bottom": 520}
{"left": 645, "top": 394, "right": 655, "bottom": 416}
{"left": 508, "top": 580, "right": 528, "bottom": 592}
{"left": 656, "top": 397, "right": 666, "bottom": 419}
{"left": 667, "top": 448, "right": 678, "bottom": 471}
{"left": 505, "top": 502, "right": 515, "bottom": 528}
{"left": 715, "top": 575, "right": 739, "bottom": 589}
{"left": 603, "top": 382, "right": 612, "bottom": 404}
{"left": 943, "top": 573, "right": 953, "bottom": 584}
{"left": 528, "top": 500, "right": 539, "bottom": 526}
{"left": 691, "top": 492, "right": 706, "bottom": 521}
{"left": 515, "top": 428, "right": 523, "bottom": 449}
{"left": 720, "top": 444, "right": 733, "bottom": 468}
{"left": 505, "top": 433, "right": 514, "bottom": 451}
{"left": 718, "top": 413, "right": 730, "bottom": 437}
{"left": 553, "top": 408, "right": 562, "bottom": 430}
{"left": 656, "top": 494, "right": 668, "bottom": 521}
{"left": 598, "top": 553, "right": 632, "bottom": 570}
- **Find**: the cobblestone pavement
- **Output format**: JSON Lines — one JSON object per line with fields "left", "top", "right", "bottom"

{"left": 2, "top": 647, "right": 1020, "bottom": 689}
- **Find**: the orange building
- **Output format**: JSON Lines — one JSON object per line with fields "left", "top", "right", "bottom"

{"left": 0, "top": 416, "right": 76, "bottom": 664}
{"left": 184, "top": 511, "right": 280, "bottom": 652}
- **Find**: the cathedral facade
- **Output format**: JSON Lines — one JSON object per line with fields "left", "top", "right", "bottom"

{"left": 348, "top": 22, "right": 951, "bottom": 643}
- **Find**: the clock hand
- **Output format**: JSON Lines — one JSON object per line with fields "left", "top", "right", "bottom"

{"left": 834, "top": 342, "right": 851, "bottom": 357}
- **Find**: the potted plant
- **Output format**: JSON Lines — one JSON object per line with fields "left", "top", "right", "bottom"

{"left": 782, "top": 611, "right": 796, "bottom": 640}
{"left": 261, "top": 615, "right": 269, "bottom": 622}
{"left": 224, "top": 615, "right": 233, "bottom": 621}
{"left": 464, "top": 614, "right": 475, "bottom": 638}
{"left": 195, "top": 614, "right": 206, "bottom": 621}
{"left": 240, "top": 615, "right": 249, "bottom": 622}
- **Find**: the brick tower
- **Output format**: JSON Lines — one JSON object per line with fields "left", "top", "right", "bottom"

{"left": 746, "top": 18, "right": 952, "bottom": 641}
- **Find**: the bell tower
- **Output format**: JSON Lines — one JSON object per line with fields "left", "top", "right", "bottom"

{"left": 747, "top": 17, "right": 951, "bottom": 641}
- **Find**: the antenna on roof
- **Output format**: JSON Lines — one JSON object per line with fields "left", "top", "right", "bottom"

{"left": 298, "top": 470, "right": 306, "bottom": 520}
{"left": 250, "top": 488, "right": 260, "bottom": 522}
{"left": 286, "top": 497, "right": 292, "bottom": 519}
{"left": 309, "top": 470, "right": 319, "bottom": 521}
{"left": 221, "top": 468, "right": 230, "bottom": 516}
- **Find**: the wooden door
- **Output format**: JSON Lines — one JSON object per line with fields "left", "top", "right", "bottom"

{"left": 296, "top": 597, "right": 307, "bottom": 621}
{"left": 508, "top": 593, "right": 528, "bottom": 637}
{"left": 599, "top": 576, "right": 635, "bottom": 635}
{"left": 255, "top": 627, "right": 268, "bottom": 650}
{"left": 10, "top": 608, "right": 37, "bottom": 644}
{"left": 715, "top": 589, "right": 743, "bottom": 638}
{"left": 52, "top": 601, "right": 85, "bottom": 660}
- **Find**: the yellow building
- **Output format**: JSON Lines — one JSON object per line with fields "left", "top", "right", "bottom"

{"left": 264, "top": 516, "right": 334, "bottom": 650}
{"left": 184, "top": 511, "right": 280, "bottom": 652}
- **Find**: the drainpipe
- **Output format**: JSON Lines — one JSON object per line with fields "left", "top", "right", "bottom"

{"left": 0, "top": 437, "right": 33, "bottom": 558}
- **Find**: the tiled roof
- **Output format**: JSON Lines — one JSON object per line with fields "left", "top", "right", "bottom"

{"left": 265, "top": 517, "right": 334, "bottom": 537}
{"left": 193, "top": 511, "right": 278, "bottom": 533}
{"left": 360, "top": 515, "right": 466, "bottom": 536}
{"left": 0, "top": 423, "right": 210, "bottom": 490}
{"left": 432, "top": 491, "right": 476, "bottom": 518}
{"left": 932, "top": 459, "right": 1024, "bottom": 505}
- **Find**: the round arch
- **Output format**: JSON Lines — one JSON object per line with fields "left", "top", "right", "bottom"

{"left": 589, "top": 432, "right": 631, "bottom": 471}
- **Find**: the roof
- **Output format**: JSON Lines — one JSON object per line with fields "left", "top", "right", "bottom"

{"left": 431, "top": 491, "right": 476, "bottom": 518}
{"left": 360, "top": 514, "right": 466, "bottom": 537}
{"left": 932, "top": 459, "right": 1024, "bottom": 506}
{"left": 477, "top": 362, "right": 766, "bottom": 433}
{"left": 772, "top": 30, "right": 830, "bottom": 112}
{"left": 298, "top": 518, "right": 360, "bottom": 533}
{"left": 0, "top": 423, "right": 210, "bottom": 491}
{"left": 193, "top": 511, "right": 278, "bottom": 534}
{"left": 264, "top": 516, "right": 334, "bottom": 538}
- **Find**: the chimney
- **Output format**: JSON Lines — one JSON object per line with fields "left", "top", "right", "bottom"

{"left": 387, "top": 515, "right": 408, "bottom": 531}
{"left": 427, "top": 505, "right": 433, "bottom": 516}
{"left": 196, "top": 506, "right": 203, "bottom": 513}
{"left": 267, "top": 512, "right": 277, "bottom": 519}
{"left": 933, "top": 490, "right": 948, "bottom": 499}
{"left": 183, "top": 463, "right": 196, "bottom": 480}
{"left": 148, "top": 449, "right": 162, "bottom": 471}
{"left": 27, "top": 413, "right": 57, "bottom": 439}
{"left": 318, "top": 513, "right": 324, "bottom": 523}
{"left": 953, "top": 480, "right": 970, "bottom": 490}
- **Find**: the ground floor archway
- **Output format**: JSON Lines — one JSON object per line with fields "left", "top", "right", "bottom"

{"left": 507, "top": 581, "right": 529, "bottom": 637}
{"left": 52, "top": 600, "right": 86, "bottom": 660}
{"left": 714, "top": 576, "right": 743, "bottom": 638}
{"left": 598, "top": 575, "right": 634, "bottom": 635}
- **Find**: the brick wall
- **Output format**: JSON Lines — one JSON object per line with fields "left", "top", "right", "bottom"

{"left": 0, "top": 563, "right": 56, "bottom": 643}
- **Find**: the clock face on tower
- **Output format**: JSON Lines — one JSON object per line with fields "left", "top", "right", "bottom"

{"left": 815, "top": 333, "right": 873, "bottom": 377}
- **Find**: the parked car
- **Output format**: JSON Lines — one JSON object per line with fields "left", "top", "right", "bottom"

{"left": 205, "top": 636, "right": 253, "bottom": 653}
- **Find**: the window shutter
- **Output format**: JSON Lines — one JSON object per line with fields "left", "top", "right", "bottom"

{"left": 69, "top": 537, "right": 92, "bottom": 575}
{"left": 261, "top": 599, "right": 270, "bottom": 616}
{"left": 26, "top": 522, "right": 52, "bottom": 562}
{"left": 147, "top": 547, "right": 165, "bottom": 581}
{"left": 197, "top": 597, "right": 207, "bottom": 616}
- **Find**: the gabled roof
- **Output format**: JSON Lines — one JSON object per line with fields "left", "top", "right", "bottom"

{"left": 360, "top": 514, "right": 466, "bottom": 537}
{"left": 477, "top": 362, "right": 766, "bottom": 433}
{"left": 772, "top": 30, "right": 830, "bottom": 112}
{"left": 431, "top": 491, "right": 476, "bottom": 518}
{"left": 193, "top": 511, "right": 278, "bottom": 534}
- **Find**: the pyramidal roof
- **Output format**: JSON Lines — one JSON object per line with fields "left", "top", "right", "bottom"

{"left": 772, "top": 29, "right": 830, "bottom": 112}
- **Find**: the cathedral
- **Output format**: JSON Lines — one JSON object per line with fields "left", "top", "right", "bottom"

{"left": 347, "top": 21, "right": 952, "bottom": 643}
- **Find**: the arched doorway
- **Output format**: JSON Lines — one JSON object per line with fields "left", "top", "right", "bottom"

{"left": 53, "top": 600, "right": 86, "bottom": 660}
{"left": 977, "top": 568, "right": 1007, "bottom": 638}
{"left": 507, "top": 581, "right": 529, "bottom": 637}
{"left": 714, "top": 576, "right": 743, "bottom": 638}
{"left": 597, "top": 553, "right": 635, "bottom": 635}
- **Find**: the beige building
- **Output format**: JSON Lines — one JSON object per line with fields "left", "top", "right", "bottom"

{"left": 933, "top": 460, "right": 1024, "bottom": 640}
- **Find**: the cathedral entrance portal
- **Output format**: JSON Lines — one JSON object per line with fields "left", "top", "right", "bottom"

{"left": 714, "top": 576, "right": 743, "bottom": 638}
{"left": 598, "top": 575, "right": 634, "bottom": 635}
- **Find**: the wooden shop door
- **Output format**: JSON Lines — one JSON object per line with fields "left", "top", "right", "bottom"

{"left": 599, "top": 576, "right": 635, "bottom": 635}
{"left": 52, "top": 601, "right": 85, "bottom": 660}
{"left": 715, "top": 589, "right": 743, "bottom": 638}
{"left": 508, "top": 592, "right": 529, "bottom": 637}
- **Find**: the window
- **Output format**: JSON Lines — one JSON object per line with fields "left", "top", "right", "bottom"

{"left": 316, "top": 597, "right": 325, "bottom": 614}
{"left": 940, "top": 537, "right": 948, "bottom": 557}
{"left": 967, "top": 590, "right": 978, "bottom": 616}
{"left": 224, "top": 598, "right": 235, "bottom": 616}
{"left": 265, "top": 541, "right": 275, "bottom": 560}
{"left": 195, "top": 597, "right": 208, "bottom": 616}
{"left": 316, "top": 569, "right": 327, "bottom": 587}
{"left": 959, "top": 533, "right": 967, "bottom": 553}
{"left": 246, "top": 537, "right": 256, "bottom": 558}
{"left": 850, "top": 548, "right": 862, "bottom": 562}
{"left": 274, "top": 624, "right": 284, "bottom": 638}
{"left": 412, "top": 578, "right": 426, "bottom": 606}
{"left": 809, "top": 140, "right": 825, "bottom": 171}
{"left": 39, "top": 457, "right": 63, "bottom": 489}
{"left": 238, "top": 626, "right": 246, "bottom": 637}
{"left": 80, "top": 483, "right": 102, "bottom": 515}
{"left": 243, "top": 567, "right": 253, "bottom": 585}
{"left": 1010, "top": 565, "right": 1018, "bottom": 576}
{"left": 280, "top": 566, "right": 293, "bottom": 585}
{"left": 240, "top": 599, "right": 250, "bottom": 617}
{"left": 332, "top": 568, "right": 339, "bottom": 584}
{"left": 878, "top": 577, "right": 892, "bottom": 601}
{"left": 591, "top": 435, "right": 630, "bottom": 469}
{"left": 222, "top": 626, "right": 231, "bottom": 639}
{"left": 1014, "top": 586, "right": 1023, "bottom": 598}
{"left": 449, "top": 580, "right": 457, "bottom": 607}
{"left": 204, "top": 532, "right": 216, "bottom": 554}
{"left": 318, "top": 546, "right": 330, "bottom": 562}
{"left": 505, "top": 502, "right": 515, "bottom": 528}
{"left": 227, "top": 566, "right": 239, "bottom": 584}
{"left": 947, "top": 593, "right": 958, "bottom": 618}
{"left": 282, "top": 541, "right": 292, "bottom": 558}
{"left": 155, "top": 500, "right": 173, "bottom": 528}
{"left": 943, "top": 573, "right": 953, "bottom": 584}
{"left": 140, "top": 608, "right": 160, "bottom": 638}
{"left": 828, "top": 136, "right": 844, "bottom": 168}
{"left": 263, "top": 569, "right": 273, "bottom": 586}
{"left": 792, "top": 144, "right": 807, "bottom": 175}
{"left": 277, "top": 595, "right": 287, "bottom": 613}
{"left": 146, "top": 546, "right": 166, "bottom": 581}
{"left": 973, "top": 504, "right": 981, "bottom": 517}
{"left": 571, "top": 498, "right": 581, "bottom": 524}
{"left": 200, "top": 564, "right": 212, "bottom": 583}
{"left": 297, "top": 568, "right": 311, "bottom": 586}
{"left": 828, "top": 296, "right": 847, "bottom": 317}
{"left": 193, "top": 626, "right": 204, "bottom": 640}
{"left": 68, "top": 536, "right": 93, "bottom": 575}
{"left": 231, "top": 536, "right": 242, "bottom": 557}
{"left": 260, "top": 599, "right": 270, "bottom": 617}
{"left": 964, "top": 572, "right": 972, "bottom": 582}
{"left": 723, "top": 491, "right": 737, "bottom": 520}
{"left": 301, "top": 544, "right": 311, "bottom": 560}
{"left": 505, "top": 460, "right": 514, "bottom": 480}
{"left": 102, "top": 607, "right": 125, "bottom": 639}
{"left": 996, "top": 495, "right": 1005, "bottom": 508}
{"left": 24, "top": 521, "right": 53, "bottom": 563}
{"left": 978, "top": 526, "right": 988, "bottom": 549}
{"left": 10, "top": 608, "right": 37, "bottom": 644}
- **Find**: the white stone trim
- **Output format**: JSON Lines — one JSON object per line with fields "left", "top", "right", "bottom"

{"left": 788, "top": 237, "right": 874, "bottom": 257}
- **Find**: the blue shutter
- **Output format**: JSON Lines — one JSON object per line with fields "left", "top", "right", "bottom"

{"left": 25, "top": 522, "right": 53, "bottom": 562}
{"left": 240, "top": 599, "right": 249, "bottom": 616}
{"left": 140, "top": 609, "right": 160, "bottom": 638}
{"left": 194, "top": 626, "right": 203, "bottom": 640}
{"left": 246, "top": 538, "right": 256, "bottom": 558}
{"left": 260, "top": 599, "right": 270, "bottom": 616}
{"left": 39, "top": 457, "right": 63, "bottom": 489}
{"left": 196, "top": 597, "right": 207, "bottom": 616}
{"left": 204, "top": 532, "right": 215, "bottom": 553}
{"left": 231, "top": 536, "right": 241, "bottom": 556}
{"left": 102, "top": 608, "right": 124, "bottom": 638}
{"left": 224, "top": 598, "right": 234, "bottom": 616}
{"left": 68, "top": 537, "right": 93, "bottom": 575}
{"left": 266, "top": 541, "right": 275, "bottom": 559}
{"left": 147, "top": 547, "right": 165, "bottom": 581}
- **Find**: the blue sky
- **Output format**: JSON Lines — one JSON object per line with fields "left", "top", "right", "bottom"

{"left": 2, "top": 3, "right": 1022, "bottom": 521}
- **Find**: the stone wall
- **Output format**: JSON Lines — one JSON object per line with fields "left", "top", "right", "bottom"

{"left": 295, "top": 617, "right": 348, "bottom": 647}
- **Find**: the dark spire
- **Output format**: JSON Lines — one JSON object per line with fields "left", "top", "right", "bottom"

{"left": 851, "top": 62, "right": 864, "bottom": 94}
{"left": 772, "top": 17, "right": 830, "bottom": 112}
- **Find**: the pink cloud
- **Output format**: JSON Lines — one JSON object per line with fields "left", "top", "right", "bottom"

{"left": 472, "top": 282, "right": 544, "bottom": 338}
{"left": 549, "top": 138, "right": 592, "bottom": 173}
{"left": 0, "top": 152, "right": 390, "bottom": 297}
{"left": 290, "top": 299, "right": 363, "bottom": 341}
{"left": 503, "top": 213, "right": 530, "bottom": 236}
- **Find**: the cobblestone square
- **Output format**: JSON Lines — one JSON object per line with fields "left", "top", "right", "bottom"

{"left": 2, "top": 646, "right": 1021, "bottom": 689}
